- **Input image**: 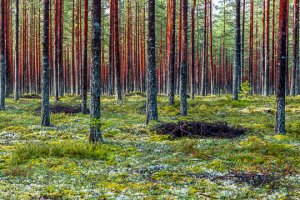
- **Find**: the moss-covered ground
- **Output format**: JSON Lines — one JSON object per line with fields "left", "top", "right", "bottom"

{"left": 0, "top": 95, "right": 299, "bottom": 199}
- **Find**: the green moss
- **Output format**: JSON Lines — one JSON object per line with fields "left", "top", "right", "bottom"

{"left": 8, "top": 141, "right": 136, "bottom": 165}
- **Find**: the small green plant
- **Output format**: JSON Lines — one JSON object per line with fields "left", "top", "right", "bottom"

{"left": 241, "top": 81, "right": 251, "bottom": 98}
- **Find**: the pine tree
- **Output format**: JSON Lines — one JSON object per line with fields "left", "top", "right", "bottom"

{"left": 90, "top": 0, "right": 103, "bottom": 143}
{"left": 146, "top": 0, "right": 158, "bottom": 123}
{"left": 41, "top": 0, "right": 50, "bottom": 126}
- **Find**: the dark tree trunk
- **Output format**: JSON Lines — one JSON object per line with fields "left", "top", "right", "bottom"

{"left": 291, "top": 0, "right": 299, "bottom": 95}
{"left": 14, "top": 0, "right": 20, "bottom": 100}
{"left": 146, "top": 0, "right": 158, "bottom": 123}
{"left": 41, "top": 0, "right": 50, "bottom": 126}
{"left": 275, "top": 0, "right": 288, "bottom": 134}
{"left": 82, "top": 0, "right": 88, "bottom": 114}
{"left": 90, "top": 0, "right": 103, "bottom": 143}
{"left": 233, "top": 0, "right": 241, "bottom": 100}
{"left": 0, "top": 0, "right": 5, "bottom": 110}
{"left": 180, "top": 0, "right": 188, "bottom": 115}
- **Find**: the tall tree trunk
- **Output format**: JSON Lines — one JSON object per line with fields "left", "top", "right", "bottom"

{"left": 90, "top": 0, "right": 103, "bottom": 143}
{"left": 81, "top": 0, "right": 88, "bottom": 114}
{"left": 209, "top": 0, "right": 213, "bottom": 95}
{"left": 14, "top": 0, "right": 20, "bottom": 100}
{"left": 201, "top": 0, "right": 207, "bottom": 96}
{"left": 233, "top": 0, "right": 241, "bottom": 100}
{"left": 0, "top": 0, "right": 5, "bottom": 110}
{"left": 291, "top": 0, "right": 299, "bottom": 95}
{"left": 113, "top": 0, "right": 122, "bottom": 100}
{"left": 146, "top": 0, "right": 158, "bottom": 123}
{"left": 275, "top": 0, "right": 288, "bottom": 134}
{"left": 265, "top": 0, "right": 270, "bottom": 96}
{"left": 191, "top": 0, "right": 196, "bottom": 99}
{"left": 180, "top": 0, "right": 188, "bottom": 115}
{"left": 41, "top": 0, "right": 50, "bottom": 126}
{"left": 249, "top": 0, "right": 254, "bottom": 95}
{"left": 241, "top": 0, "right": 245, "bottom": 85}
{"left": 109, "top": 0, "right": 114, "bottom": 96}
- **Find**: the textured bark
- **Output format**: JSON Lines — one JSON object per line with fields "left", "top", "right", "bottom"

{"left": 271, "top": 0, "right": 276, "bottom": 94}
{"left": 201, "top": 0, "right": 207, "bottom": 96}
{"left": 291, "top": 0, "right": 299, "bottom": 95}
{"left": 14, "top": 0, "right": 19, "bottom": 100}
{"left": 41, "top": 0, "right": 50, "bottom": 126}
{"left": 113, "top": 0, "right": 122, "bottom": 100}
{"left": 191, "top": 0, "right": 196, "bottom": 99}
{"left": 109, "top": 0, "right": 114, "bottom": 96}
{"left": 146, "top": 0, "right": 158, "bottom": 123}
{"left": 81, "top": 0, "right": 88, "bottom": 114}
{"left": 233, "top": 0, "right": 241, "bottom": 100}
{"left": 209, "top": 0, "right": 213, "bottom": 95}
{"left": 265, "top": 0, "right": 270, "bottom": 96}
{"left": 180, "top": 0, "right": 188, "bottom": 116}
{"left": 90, "top": 0, "right": 103, "bottom": 143}
{"left": 0, "top": 0, "right": 5, "bottom": 110}
{"left": 275, "top": 0, "right": 288, "bottom": 134}
{"left": 71, "top": 0, "right": 75, "bottom": 95}
{"left": 249, "top": 0, "right": 254, "bottom": 95}
{"left": 241, "top": 0, "right": 245, "bottom": 85}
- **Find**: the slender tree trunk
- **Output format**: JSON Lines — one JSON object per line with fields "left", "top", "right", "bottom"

{"left": 201, "top": 0, "right": 207, "bottom": 96}
{"left": 191, "top": 0, "right": 196, "bottom": 99}
{"left": 275, "top": 0, "right": 288, "bottom": 134}
{"left": 90, "top": 0, "right": 103, "bottom": 143}
{"left": 180, "top": 0, "right": 188, "bottom": 116}
{"left": 265, "top": 0, "right": 270, "bottom": 96}
{"left": 113, "top": 0, "right": 122, "bottom": 100}
{"left": 291, "top": 0, "right": 299, "bottom": 95}
{"left": 209, "top": 0, "right": 213, "bottom": 95}
{"left": 0, "top": 0, "right": 5, "bottom": 110}
{"left": 241, "top": 0, "right": 245, "bottom": 85}
{"left": 14, "top": 0, "right": 20, "bottom": 100}
{"left": 249, "top": 0, "right": 254, "bottom": 95}
{"left": 233, "top": 0, "right": 241, "bottom": 100}
{"left": 146, "top": 0, "right": 158, "bottom": 123}
{"left": 41, "top": 0, "right": 50, "bottom": 126}
{"left": 81, "top": 0, "right": 88, "bottom": 114}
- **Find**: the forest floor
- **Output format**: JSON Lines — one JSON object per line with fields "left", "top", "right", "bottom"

{"left": 0, "top": 94, "right": 299, "bottom": 199}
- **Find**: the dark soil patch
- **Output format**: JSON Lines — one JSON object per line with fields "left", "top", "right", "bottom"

{"left": 154, "top": 121, "right": 245, "bottom": 138}
{"left": 21, "top": 94, "right": 41, "bottom": 99}
{"left": 36, "top": 104, "right": 89, "bottom": 114}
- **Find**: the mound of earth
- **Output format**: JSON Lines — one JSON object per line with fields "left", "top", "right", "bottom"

{"left": 154, "top": 121, "right": 245, "bottom": 138}
{"left": 36, "top": 104, "right": 89, "bottom": 114}
{"left": 20, "top": 94, "right": 41, "bottom": 99}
